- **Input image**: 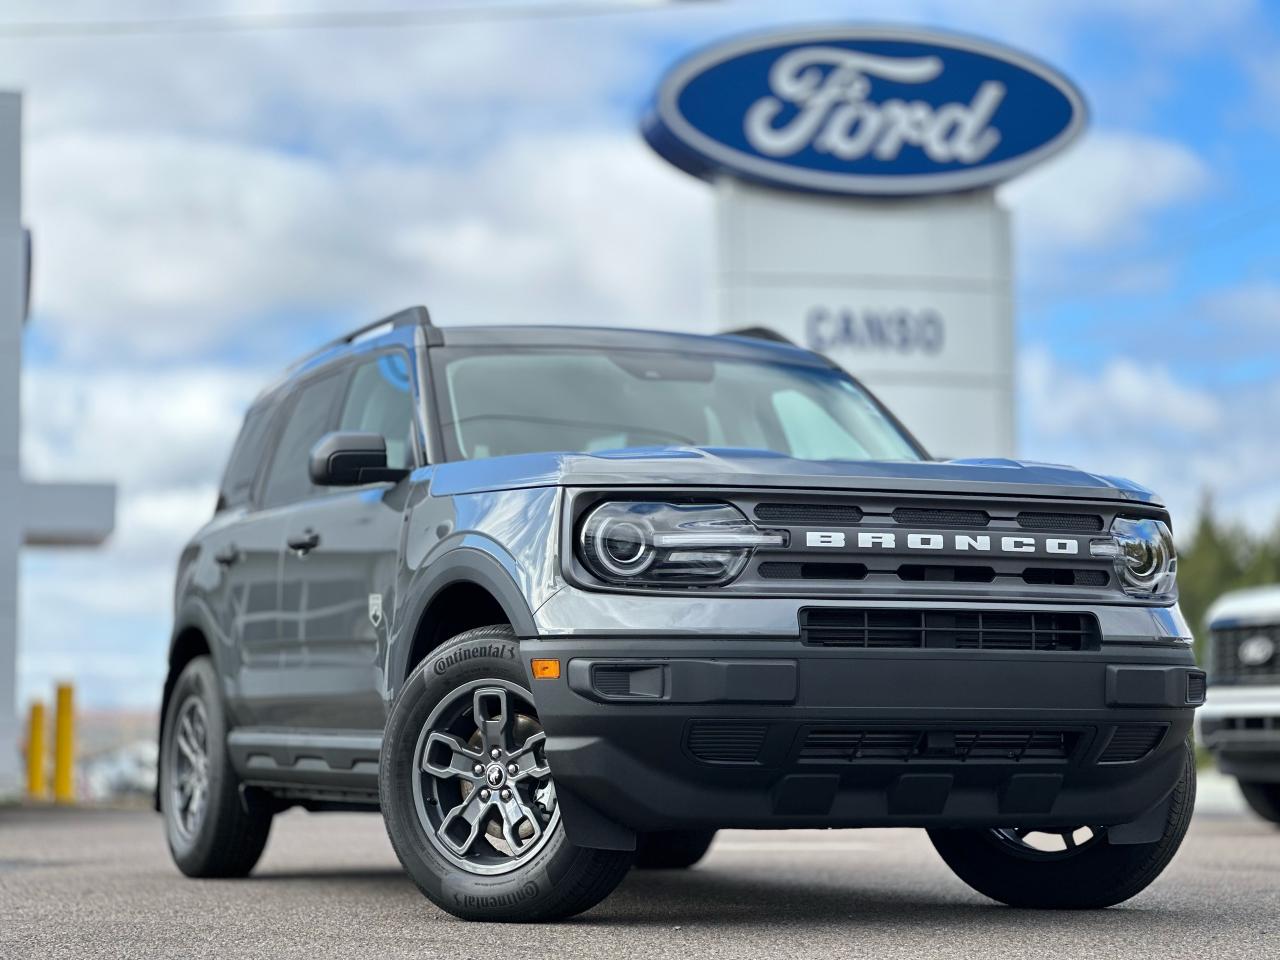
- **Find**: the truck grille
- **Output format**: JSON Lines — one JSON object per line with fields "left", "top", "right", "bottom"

{"left": 732, "top": 491, "right": 1135, "bottom": 601}
{"left": 799, "top": 726, "right": 1078, "bottom": 763}
{"left": 799, "top": 609, "right": 1101, "bottom": 651}
{"left": 1210, "top": 624, "right": 1280, "bottom": 684}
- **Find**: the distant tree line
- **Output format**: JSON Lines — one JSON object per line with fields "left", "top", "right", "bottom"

{"left": 1178, "top": 495, "right": 1280, "bottom": 658}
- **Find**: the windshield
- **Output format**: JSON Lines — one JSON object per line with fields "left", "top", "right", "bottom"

{"left": 430, "top": 346, "right": 923, "bottom": 463}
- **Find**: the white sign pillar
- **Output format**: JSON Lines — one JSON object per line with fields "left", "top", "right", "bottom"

{"left": 715, "top": 178, "right": 1014, "bottom": 458}
{"left": 0, "top": 92, "right": 116, "bottom": 795}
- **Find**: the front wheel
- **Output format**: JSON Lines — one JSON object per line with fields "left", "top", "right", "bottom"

{"left": 1238, "top": 781, "right": 1280, "bottom": 824}
{"left": 379, "top": 625, "right": 633, "bottom": 922}
{"left": 929, "top": 739, "right": 1196, "bottom": 909}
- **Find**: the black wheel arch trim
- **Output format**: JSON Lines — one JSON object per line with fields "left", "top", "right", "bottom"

{"left": 391, "top": 546, "right": 540, "bottom": 697}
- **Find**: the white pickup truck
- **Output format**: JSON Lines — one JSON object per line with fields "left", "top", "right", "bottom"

{"left": 1199, "top": 585, "right": 1280, "bottom": 823}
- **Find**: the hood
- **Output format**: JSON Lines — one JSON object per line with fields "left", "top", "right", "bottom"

{"left": 427, "top": 446, "right": 1161, "bottom": 505}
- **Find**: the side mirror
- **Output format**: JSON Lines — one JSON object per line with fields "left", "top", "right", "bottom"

{"left": 309, "top": 432, "right": 410, "bottom": 487}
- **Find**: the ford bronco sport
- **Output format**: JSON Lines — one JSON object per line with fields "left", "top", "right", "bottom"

{"left": 160, "top": 307, "right": 1203, "bottom": 921}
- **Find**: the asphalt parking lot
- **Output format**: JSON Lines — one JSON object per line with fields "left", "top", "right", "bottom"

{"left": 3, "top": 774, "right": 1278, "bottom": 960}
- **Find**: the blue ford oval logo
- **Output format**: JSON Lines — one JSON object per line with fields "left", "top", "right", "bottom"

{"left": 643, "top": 27, "right": 1088, "bottom": 196}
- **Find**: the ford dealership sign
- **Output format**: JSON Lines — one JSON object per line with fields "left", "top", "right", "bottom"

{"left": 643, "top": 27, "right": 1087, "bottom": 195}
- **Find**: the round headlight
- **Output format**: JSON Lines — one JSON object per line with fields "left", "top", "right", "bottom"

{"left": 577, "top": 500, "right": 784, "bottom": 588}
{"left": 589, "top": 515, "right": 654, "bottom": 578}
{"left": 1092, "top": 517, "right": 1177, "bottom": 599}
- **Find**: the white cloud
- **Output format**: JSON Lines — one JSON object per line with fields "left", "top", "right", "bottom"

{"left": 25, "top": 128, "right": 713, "bottom": 362}
{"left": 1019, "top": 346, "right": 1280, "bottom": 535}
{"left": 1001, "top": 132, "right": 1210, "bottom": 252}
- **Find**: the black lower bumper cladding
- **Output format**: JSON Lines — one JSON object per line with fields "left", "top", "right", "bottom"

{"left": 522, "top": 636, "right": 1200, "bottom": 843}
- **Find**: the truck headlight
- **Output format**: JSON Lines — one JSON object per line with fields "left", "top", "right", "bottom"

{"left": 577, "top": 501, "right": 784, "bottom": 587}
{"left": 1089, "top": 517, "right": 1177, "bottom": 600}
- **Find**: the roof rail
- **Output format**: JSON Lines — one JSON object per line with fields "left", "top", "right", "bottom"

{"left": 289, "top": 305, "right": 434, "bottom": 370}
{"left": 720, "top": 325, "right": 797, "bottom": 347}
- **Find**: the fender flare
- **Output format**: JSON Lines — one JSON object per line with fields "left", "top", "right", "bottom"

{"left": 390, "top": 545, "right": 539, "bottom": 697}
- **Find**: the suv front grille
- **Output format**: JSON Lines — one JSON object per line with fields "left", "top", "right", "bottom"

{"left": 727, "top": 492, "right": 1139, "bottom": 601}
{"left": 799, "top": 726, "right": 1078, "bottom": 763}
{"left": 799, "top": 609, "right": 1101, "bottom": 651}
{"left": 1210, "top": 625, "right": 1280, "bottom": 684}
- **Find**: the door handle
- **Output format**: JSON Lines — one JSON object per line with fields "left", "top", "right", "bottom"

{"left": 213, "top": 545, "right": 241, "bottom": 567}
{"left": 288, "top": 530, "right": 321, "bottom": 556}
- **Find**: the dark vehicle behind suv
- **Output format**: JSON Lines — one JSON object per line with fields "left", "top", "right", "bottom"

{"left": 159, "top": 307, "right": 1202, "bottom": 921}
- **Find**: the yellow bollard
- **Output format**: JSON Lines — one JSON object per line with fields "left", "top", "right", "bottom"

{"left": 26, "top": 701, "right": 47, "bottom": 799}
{"left": 53, "top": 683, "right": 75, "bottom": 804}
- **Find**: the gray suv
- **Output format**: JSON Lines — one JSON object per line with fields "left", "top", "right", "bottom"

{"left": 160, "top": 307, "right": 1203, "bottom": 921}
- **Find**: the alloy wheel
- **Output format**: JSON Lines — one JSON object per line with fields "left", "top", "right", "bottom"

{"left": 170, "top": 696, "right": 211, "bottom": 842}
{"left": 412, "top": 678, "right": 560, "bottom": 875}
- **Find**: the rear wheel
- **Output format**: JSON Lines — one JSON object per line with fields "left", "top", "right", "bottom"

{"left": 929, "top": 739, "right": 1195, "bottom": 909}
{"left": 634, "top": 830, "right": 716, "bottom": 870}
{"left": 160, "top": 656, "right": 272, "bottom": 878}
{"left": 1238, "top": 781, "right": 1280, "bottom": 824}
{"left": 380, "top": 625, "right": 633, "bottom": 922}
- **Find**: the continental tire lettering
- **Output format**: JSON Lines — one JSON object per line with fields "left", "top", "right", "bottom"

{"left": 433, "top": 643, "right": 518, "bottom": 675}
{"left": 453, "top": 880, "right": 540, "bottom": 910}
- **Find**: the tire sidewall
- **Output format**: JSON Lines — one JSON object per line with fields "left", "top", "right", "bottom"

{"left": 380, "top": 627, "right": 578, "bottom": 920}
{"left": 160, "top": 656, "right": 234, "bottom": 869}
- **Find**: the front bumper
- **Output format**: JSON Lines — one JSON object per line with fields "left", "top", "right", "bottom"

{"left": 1198, "top": 684, "right": 1280, "bottom": 782}
{"left": 522, "top": 637, "right": 1200, "bottom": 841}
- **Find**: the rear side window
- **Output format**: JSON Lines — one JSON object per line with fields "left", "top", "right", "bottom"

{"left": 338, "top": 352, "right": 417, "bottom": 471}
{"left": 217, "top": 404, "right": 273, "bottom": 512}
{"left": 260, "top": 371, "right": 347, "bottom": 509}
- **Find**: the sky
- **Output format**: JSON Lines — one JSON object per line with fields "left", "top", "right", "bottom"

{"left": 5, "top": 0, "right": 1280, "bottom": 710}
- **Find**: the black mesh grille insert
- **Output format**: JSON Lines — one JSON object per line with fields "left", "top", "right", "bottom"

{"left": 897, "top": 564, "right": 996, "bottom": 583}
{"left": 892, "top": 507, "right": 989, "bottom": 527}
{"left": 1016, "top": 511, "right": 1105, "bottom": 532}
{"left": 1022, "top": 567, "right": 1110, "bottom": 587}
{"left": 1099, "top": 724, "right": 1167, "bottom": 763}
{"left": 754, "top": 503, "right": 863, "bottom": 526}
{"left": 686, "top": 721, "right": 768, "bottom": 764}
{"left": 799, "top": 727, "right": 1077, "bottom": 763}
{"left": 759, "top": 561, "right": 867, "bottom": 581}
{"left": 800, "top": 609, "right": 1101, "bottom": 651}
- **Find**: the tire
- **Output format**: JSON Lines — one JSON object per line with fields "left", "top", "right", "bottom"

{"left": 1238, "top": 781, "right": 1280, "bottom": 824}
{"left": 379, "top": 625, "right": 633, "bottom": 922}
{"left": 160, "top": 656, "right": 272, "bottom": 878}
{"left": 929, "top": 739, "right": 1196, "bottom": 909}
{"left": 634, "top": 830, "right": 716, "bottom": 870}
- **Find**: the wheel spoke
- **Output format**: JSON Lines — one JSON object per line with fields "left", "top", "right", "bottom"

{"left": 508, "top": 731, "right": 550, "bottom": 781}
{"left": 176, "top": 717, "right": 200, "bottom": 766}
{"left": 473, "top": 687, "right": 512, "bottom": 753}
{"left": 496, "top": 789, "right": 543, "bottom": 855}
{"left": 437, "top": 791, "right": 490, "bottom": 858}
{"left": 421, "top": 732, "right": 484, "bottom": 781}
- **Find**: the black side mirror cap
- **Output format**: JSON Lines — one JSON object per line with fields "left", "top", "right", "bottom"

{"left": 309, "top": 432, "right": 410, "bottom": 487}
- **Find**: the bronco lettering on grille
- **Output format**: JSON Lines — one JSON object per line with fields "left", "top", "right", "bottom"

{"left": 805, "top": 531, "right": 1081, "bottom": 555}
